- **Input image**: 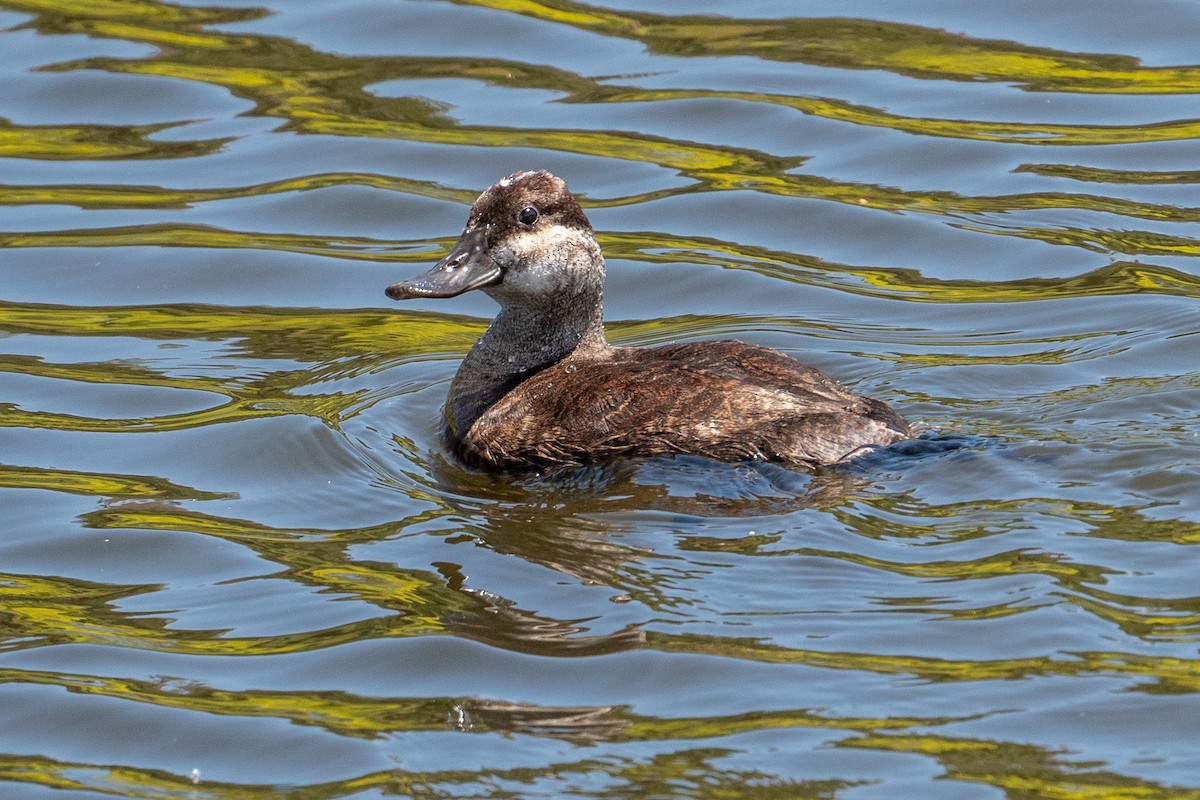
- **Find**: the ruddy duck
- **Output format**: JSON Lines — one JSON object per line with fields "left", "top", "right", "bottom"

{"left": 386, "top": 171, "right": 909, "bottom": 470}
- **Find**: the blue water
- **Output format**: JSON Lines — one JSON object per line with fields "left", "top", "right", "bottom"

{"left": 2, "top": 1, "right": 1199, "bottom": 797}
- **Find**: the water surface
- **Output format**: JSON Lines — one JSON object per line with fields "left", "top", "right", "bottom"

{"left": 2, "top": 0, "right": 1199, "bottom": 797}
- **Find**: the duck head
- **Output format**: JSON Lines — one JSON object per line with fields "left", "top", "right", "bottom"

{"left": 385, "top": 171, "right": 604, "bottom": 307}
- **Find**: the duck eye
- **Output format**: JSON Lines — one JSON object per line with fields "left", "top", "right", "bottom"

{"left": 517, "top": 206, "right": 539, "bottom": 226}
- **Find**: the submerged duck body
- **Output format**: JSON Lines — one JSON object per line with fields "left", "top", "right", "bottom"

{"left": 386, "top": 171, "right": 910, "bottom": 470}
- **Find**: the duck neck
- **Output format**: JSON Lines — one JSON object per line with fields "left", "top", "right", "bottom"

{"left": 445, "top": 289, "right": 607, "bottom": 440}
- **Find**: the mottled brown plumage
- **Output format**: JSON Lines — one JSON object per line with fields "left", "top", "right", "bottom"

{"left": 387, "top": 171, "right": 909, "bottom": 470}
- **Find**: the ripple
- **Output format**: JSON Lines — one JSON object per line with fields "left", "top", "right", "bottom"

{"left": 2, "top": 0, "right": 1200, "bottom": 797}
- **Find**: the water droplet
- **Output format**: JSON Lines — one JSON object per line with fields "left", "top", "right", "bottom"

{"left": 564, "top": 363, "right": 577, "bottom": 374}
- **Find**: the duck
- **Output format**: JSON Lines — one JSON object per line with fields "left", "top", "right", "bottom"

{"left": 386, "top": 170, "right": 910, "bottom": 470}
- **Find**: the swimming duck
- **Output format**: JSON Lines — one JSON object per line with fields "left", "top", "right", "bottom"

{"left": 386, "top": 171, "right": 910, "bottom": 470}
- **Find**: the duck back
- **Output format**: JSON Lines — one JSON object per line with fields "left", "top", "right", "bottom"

{"left": 454, "top": 340, "right": 910, "bottom": 469}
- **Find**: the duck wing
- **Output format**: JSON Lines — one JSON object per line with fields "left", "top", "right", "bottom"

{"left": 458, "top": 340, "right": 909, "bottom": 468}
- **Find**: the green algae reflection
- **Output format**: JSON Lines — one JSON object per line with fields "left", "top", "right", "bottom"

{"left": 0, "top": 666, "right": 958, "bottom": 742}
{"left": 0, "top": 704, "right": 1198, "bottom": 799}
{"left": 7, "top": 0, "right": 1200, "bottom": 174}
{"left": 0, "top": 749, "right": 859, "bottom": 800}
{"left": 457, "top": 0, "right": 1200, "bottom": 94}
{"left": 4, "top": 0, "right": 1200, "bottom": 268}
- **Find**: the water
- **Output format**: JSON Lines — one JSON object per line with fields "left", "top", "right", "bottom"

{"left": 2, "top": 0, "right": 1199, "bottom": 797}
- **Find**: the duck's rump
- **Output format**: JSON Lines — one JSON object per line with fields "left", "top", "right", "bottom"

{"left": 453, "top": 340, "right": 910, "bottom": 469}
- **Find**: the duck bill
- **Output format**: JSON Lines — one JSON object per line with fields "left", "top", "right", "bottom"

{"left": 385, "top": 227, "right": 501, "bottom": 300}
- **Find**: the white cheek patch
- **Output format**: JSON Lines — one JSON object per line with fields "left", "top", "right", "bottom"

{"left": 495, "top": 225, "right": 578, "bottom": 293}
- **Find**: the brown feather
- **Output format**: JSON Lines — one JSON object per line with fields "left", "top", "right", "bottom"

{"left": 457, "top": 341, "right": 909, "bottom": 469}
